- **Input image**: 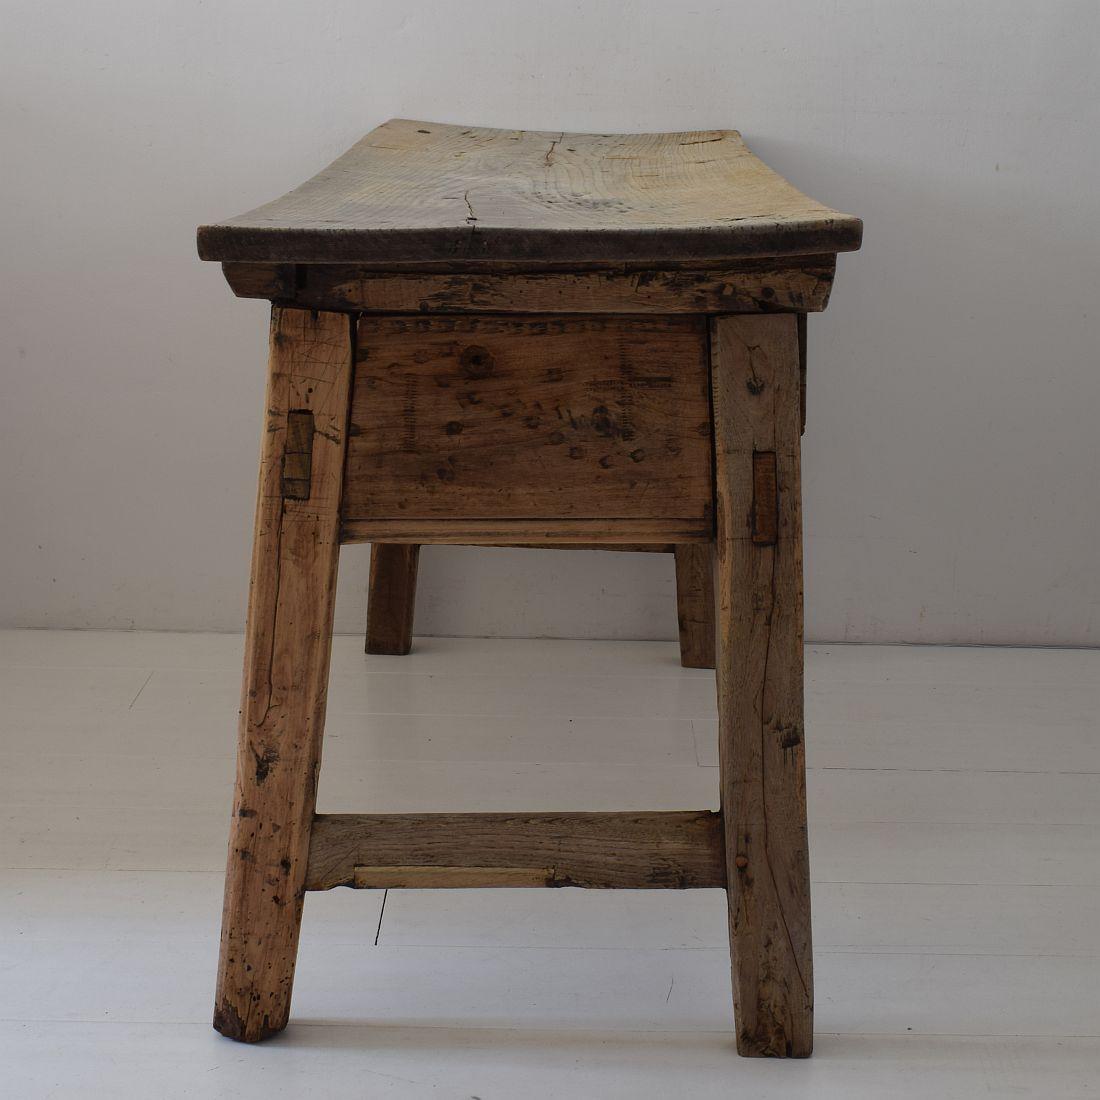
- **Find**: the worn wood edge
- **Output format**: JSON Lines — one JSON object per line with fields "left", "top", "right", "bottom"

{"left": 223, "top": 255, "right": 834, "bottom": 275}
{"left": 221, "top": 257, "right": 836, "bottom": 313}
{"left": 353, "top": 865, "right": 555, "bottom": 888}
{"left": 340, "top": 519, "right": 713, "bottom": 545}
{"left": 214, "top": 307, "right": 354, "bottom": 1044}
{"left": 200, "top": 221, "right": 862, "bottom": 266}
{"left": 710, "top": 313, "right": 813, "bottom": 1058}
{"left": 479, "top": 542, "right": 675, "bottom": 552}
{"left": 305, "top": 811, "right": 727, "bottom": 891}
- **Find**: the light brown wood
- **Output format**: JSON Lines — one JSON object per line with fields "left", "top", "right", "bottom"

{"left": 353, "top": 865, "right": 557, "bottom": 889}
{"left": 342, "top": 314, "right": 713, "bottom": 525}
{"left": 341, "top": 518, "right": 712, "bottom": 545}
{"left": 365, "top": 544, "right": 419, "bottom": 655}
{"left": 281, "top": 410, "right": 314, "bottom": 500}
{"left": 484, "top": 542, "right": 675, "bottom": 552}
{"left": 213, "top": 307, "right": 353, "bottom": 1044}
{"left": 674, "top": 545, "right": 716, "bottom": 669}
{"left": 306, "top": 812, "right": 726, "bottom": 891}
{"left": 711, "top": 314, "right": 813, "bottom": 1057}
{"left": 220, "top": 256, "right": 837, "bottom": 313}
{"left": 198, "top": 119, "right": 862, "bottom": 266}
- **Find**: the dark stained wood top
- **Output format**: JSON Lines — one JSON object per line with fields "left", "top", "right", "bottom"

{"left": 198, "top": 119, "right": 862, "bottom": 267}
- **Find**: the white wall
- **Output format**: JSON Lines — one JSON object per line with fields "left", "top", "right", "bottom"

{"left": 2, "top": 0, "right": 1098, "bottom": 644}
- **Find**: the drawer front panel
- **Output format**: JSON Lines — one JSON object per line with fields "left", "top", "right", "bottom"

{"left": 343, "top": 315, "right": 714, "bottom": 525}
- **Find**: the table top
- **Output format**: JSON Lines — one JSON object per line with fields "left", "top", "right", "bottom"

{"left": 198, "top": 119, "right": 861, "bottom": 268}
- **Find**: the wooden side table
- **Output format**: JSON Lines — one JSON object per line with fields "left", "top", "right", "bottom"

{"left": 198, "top": 119, "right": 861, "bottom": 1057}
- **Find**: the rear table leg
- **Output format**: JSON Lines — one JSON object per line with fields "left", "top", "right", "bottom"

{"left": 674, "top": 544, "right": 716, "bottom": 668}
{"left": 365, "top": 544, "right": 420, "bottom": 655}
{"left": 711, "top": 314, "right": 813, "bottom": 1057}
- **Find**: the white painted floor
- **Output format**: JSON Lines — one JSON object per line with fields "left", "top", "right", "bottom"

{"left": 2, "top": 630, "right": 1098, "bottom": 1097}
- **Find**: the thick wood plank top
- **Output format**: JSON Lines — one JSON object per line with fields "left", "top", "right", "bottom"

{"left": 198, "top": 119, "right": 861, "bottom": 267}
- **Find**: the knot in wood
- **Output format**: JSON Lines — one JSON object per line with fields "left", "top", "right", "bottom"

{"left": 460, "top": 345, "right": 494, "bottom": 379}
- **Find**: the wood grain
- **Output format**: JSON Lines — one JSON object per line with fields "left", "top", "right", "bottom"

{"left": 365, "top": 544, "right": 419, "bottom": 655}
{"left": 674, "top": 544, "right": 716, "bottom": 669}
{"left": 306, "top": 812, "right": 726, "bottom": 891}
{"left": 751, "top": 452, "right": 779, "bottom": 546}
{"left": 213, "top": 307, "right": 352, "bottom": 1044}
{"left": 353, "top": 865, "right": 555, "bottom": 888}
{"left": 342, "top": 314, "right": 713, "bottom": 524}
{"left": 341, "top": 518, "right": 712, "bottom": 545}
{"left": 711, "top": 314, "right": 813, "bottom": 1057}
{"left": 198, "top": 119, "right": 862, "bottom": 265}
{"left": 220, "top": 256, "right": 837, "bottom": 313}
{"left": 481, "top": 542, "right": 675, "bottom": 552}
{"left": 280, "top": 410, "right": 314, "bottom": 500}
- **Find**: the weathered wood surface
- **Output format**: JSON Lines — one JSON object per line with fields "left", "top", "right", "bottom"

{"left": 214, "top": 308, "right": 353, "bottom": 1044}
{"left": 750, "top": 452, "right": 780, "bottom": 545}
{"left": 797, "top": 313, "right": 808, "bottom": 434}
{"left": 198, "top": 119, "right": 862, "bottom": 265}
{"left": 711, "top": 314, "right": 813, "bottom": 1057}
{"left": 674, "top": 545, "right": 716, "bottom": 669}
{"left": 306, "top": 812, "right": 726, "bottom": 891}
{"left": 343, "top": 315, "right": 713, "bottom": 525}
{"left": 353, "top": 865, "right": 556, "bottom": 888}
{"left": 280, "top": 410, "right": 314, "bottom": 500}
{"left": 341, "top": 517, "right": 711, "bottom": 545}
{"left": 483, "top": 542, "right": 675, "bottom": 552}
{"left": 365, "top": 544, "right": 419, "bottom": 655}
{"left": 221, "top": 256, "right": 837, "bottom": 313}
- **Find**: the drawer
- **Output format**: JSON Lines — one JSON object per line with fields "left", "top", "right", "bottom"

{"left": 341, "top": 315, "right": 714, "bottom": 537}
